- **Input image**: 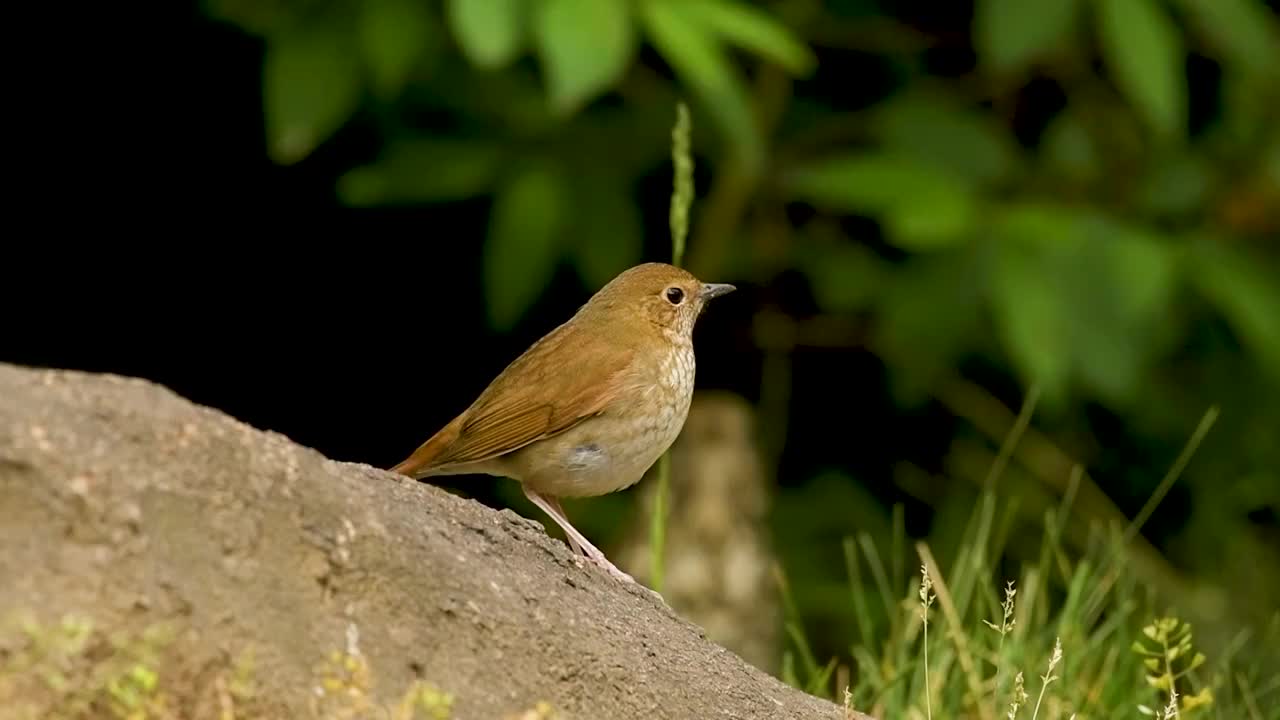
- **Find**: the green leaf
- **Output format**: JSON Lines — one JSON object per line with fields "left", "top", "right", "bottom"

{"left": 1190, "top": 238, "right": 1280, "bottom": 378}
{"left": 263, "top": 20, "right": 363, "bottom": 165}
{"left": 567, "top": 176, "right": 644, "bottom": 289}
{"left": 1176, "top": 0, "right": 1280, "bottom": 76}
{"left": 994, "top": 201, "right": 1081, "bottom": 248}
{"left": 787, "top": 151, "right": 968, "bottom": 215}
{"left": 871, "top": 92, "right": 1021, "bottom": 186}
{"left": 799, "top": 238, "right": 887, "bottom": 313}
{"left": 874, "top": 250, "right": 984, "bottom": 397}
{"left": 534, "top": 0, "right": 635, "bottom": 114}
{"left": 1095, "top": 0, "right": 1187, "bottom": 139}
{"left": 987, "top": 204, "right": 1179, "bottom": 406}
{"left": 483, "top": 162, "right": 569, "bottom": 331}
{"left": 975, "top": 0, "right": 1081, "bottom": 73}
{"left": 990, "top": 237, "right": 1073, "bottom": 404}
{"left": 1137, "top": 153, "right": 1213, "bottom": 217}
{"left": 1071, "top": 214, "right": 1178, "bottom": 403}
{"left": 1267, "top": 137, "right": 1280, "bottom": 186}
{"left": 640, "top": 0, "right": 763, "bottom": 175}
{"left": 446, "top": 0, "right": 527, "bottom": 69}
{"left": 678, "top": 0, "right": 817, "bottom": 76}
{"left": 1188, "top": 651, "right": 1206, "bottom": 671}
{"left": 1041, "top": 111, "right": 1100, "bottom": 183}
{"left": 786, "top": 151, "right": 979, "bottom": 250}
{"left": 884, "top": 182, "right": 980, "bottom": 250}
{"left": 360, "top": 0, "right": 434, "bottom": 97}
{"left": 1088, "top": 217, "right": 1177, "bottom": 322}
{"left": 336, "top": 137, "right": 505, "bottom": 206}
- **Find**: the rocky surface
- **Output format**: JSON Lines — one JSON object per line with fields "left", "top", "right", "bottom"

{"left": 0, "top": 362, "right": 869, "bottom": 719}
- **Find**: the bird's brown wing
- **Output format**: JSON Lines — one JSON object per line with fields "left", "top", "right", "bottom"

{"left": 390, "top": 321, "right": 636, "bottom": 476}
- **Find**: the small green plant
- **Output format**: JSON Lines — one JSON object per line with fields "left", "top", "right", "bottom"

{"left": 1132, "top": 616, "right": 1215, "bottom": 717}
{"left": 311, "top": 644, "right": 377, "bottom": 719}
{"left": 105, "top": 664, "right": 165, "bottom": 719}
{"left": 392, "top": 680, "right": 455, "bottom": 720}
{"left": 219, "top": 646, "right": 259, "bottom": 717}
{"left": 1, "top": 610, "right": 470, "bottom": 720}
{"left": 0, "top": 612, "right": 177, "bottom": 720}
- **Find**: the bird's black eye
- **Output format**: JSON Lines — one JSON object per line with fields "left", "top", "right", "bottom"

{"left": 665, "top": 287, "right": 685, "bottom": 305}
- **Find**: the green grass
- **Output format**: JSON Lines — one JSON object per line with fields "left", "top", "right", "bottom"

{"left": 775, "top": 486, "right": 1279, "bottom": 719}
{"left": 771, "top": 401, "right": 1280, "bottom": 720}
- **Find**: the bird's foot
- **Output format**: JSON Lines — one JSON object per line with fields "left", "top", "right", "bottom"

{"left": 590, "top": 555, "right": 636, "bottom": 584}
{"left": 573, "top": 542, "right": 667, "bottom": 602}
{"left": 570, "top": 541, "right": 634, "bottom": 583}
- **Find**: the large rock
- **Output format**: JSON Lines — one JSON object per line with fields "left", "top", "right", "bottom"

{"left": 0, "top": 363, "right": 866, "bottom": 720}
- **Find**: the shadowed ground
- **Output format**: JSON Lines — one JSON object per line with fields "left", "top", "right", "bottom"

{"left": 0, "top": 362, "right": 869, "bottom": 719}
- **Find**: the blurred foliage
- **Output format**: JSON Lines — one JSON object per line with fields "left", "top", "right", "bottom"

{"left": 203, "top": 0, "right": 1280, "bottom": 696}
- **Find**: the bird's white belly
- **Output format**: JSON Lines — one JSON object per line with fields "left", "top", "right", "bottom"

{"left": 514, "top": 411, "right": 683, "bottom": 497}
{"left": 509, "top": 344, "right": 696, "bottom": 498}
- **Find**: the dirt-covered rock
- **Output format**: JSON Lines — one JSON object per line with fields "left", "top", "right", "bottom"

{"left": 0, "top": 363, "right": 868, "bottom": 720}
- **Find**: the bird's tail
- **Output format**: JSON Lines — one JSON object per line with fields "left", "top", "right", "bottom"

{"left": 387, "top": 417, "right": 461, "bottom": 478}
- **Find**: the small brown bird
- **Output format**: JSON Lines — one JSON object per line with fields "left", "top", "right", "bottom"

{"left": 388, "top": 262, "right": 735, "bottom": 583}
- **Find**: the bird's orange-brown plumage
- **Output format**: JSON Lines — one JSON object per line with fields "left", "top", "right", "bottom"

{"left": 386, "top": 262, "right": 735, "bottom": 584}
{"left": 390, "top": 300, "right": 639, "bottom": 478}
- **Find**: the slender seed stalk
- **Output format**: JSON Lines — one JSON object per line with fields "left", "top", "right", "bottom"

{"left": 919, "top": 564, "right": 936, "bottom": 720}
{"left": 650, "top": 102, "right": 694, "bottom": 595}
{"left": 1031, "top": 637, "right": 1063, "bottom": 720}
{"left": 669, "top": 102, "right": 692, "bottom": 267}
{"left": 985, "top": 581, "right": 1019, "bottom": 717}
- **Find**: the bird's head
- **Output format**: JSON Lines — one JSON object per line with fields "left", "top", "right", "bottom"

{"left": 584, "top": 262, "right": 735, "bottom": 340}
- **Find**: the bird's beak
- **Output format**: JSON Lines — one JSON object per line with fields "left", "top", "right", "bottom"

{"left": 699, "top": 283, "right": 736, "bottom": 301}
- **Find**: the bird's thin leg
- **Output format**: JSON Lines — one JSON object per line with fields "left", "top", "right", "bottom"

{"left": 547, "top": 497, "right": 591, "bottom": 558}
{"left": 521, "top": 487, "right": 588, "bottom": 557}
{"left": 523, "top": 485, "right": 635, "bottom": 584}
{"left": 540, "top": 494, "right": 587, "bottom": 557}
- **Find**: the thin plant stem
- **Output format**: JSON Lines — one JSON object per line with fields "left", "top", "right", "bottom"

{"left": 984, "top": 384, "right": 1041, "bottom": 492}
{"left": 1122, "top": 406, "right": 1219, "bottom": 544}
{"left": 649, "top": 102, "right": 694, "bottom": 595}
{"left": 1031, "top": 637, "right": 1063, "bottom": 720}
{"left": 917, "top": 542, "right": 995, "bottom": 720}
{"left": 919, "top": 564, "right": 935, "bottom": 720}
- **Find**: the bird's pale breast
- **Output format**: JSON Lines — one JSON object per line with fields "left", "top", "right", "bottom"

{"left": 507, "top": 340, "right": 696, "bottom": 498}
